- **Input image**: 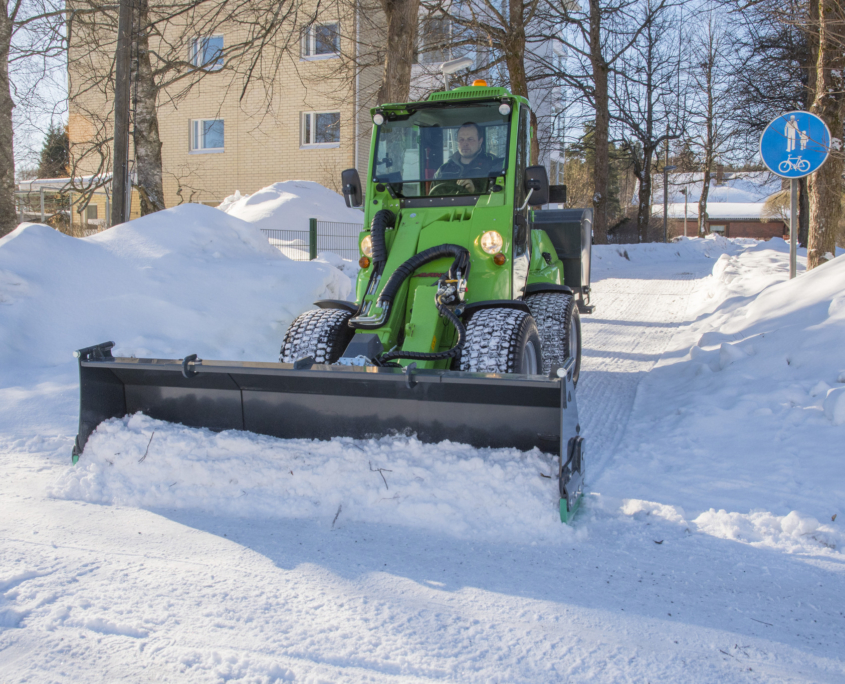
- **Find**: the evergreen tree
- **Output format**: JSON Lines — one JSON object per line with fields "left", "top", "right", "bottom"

{"left": 37, "top": 124, "right": 69, "bottom": 179}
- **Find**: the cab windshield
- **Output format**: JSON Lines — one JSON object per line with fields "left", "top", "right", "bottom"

{"left": 372, "top": 102, "right": 510, "bottom": 198}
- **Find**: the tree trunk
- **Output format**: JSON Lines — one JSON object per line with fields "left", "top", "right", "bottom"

{"left": 798, "top": 176, "right": 809, "bottom": 247}
{"left": 0, "top": 13, "right": 16, "bottom": 237}
{"left": 807, "top": 0, "right": 844, "bottom": 269}
{"left": 635, "top": 154, "right": 653, "bottom": 242}
{"left": 130, "top": 0, "right": 165, "bottom": 216}
{"left": 377, "top": 0, "right": 420, "bottom": 105}
{"left": 588, "top": 0, "right": 609, "bottom": 244}
{"left": 502, "top": 0, "right": 539, "bottom": 164}
{"left": 698, "top": 164, "right": 712, "bottom": 237}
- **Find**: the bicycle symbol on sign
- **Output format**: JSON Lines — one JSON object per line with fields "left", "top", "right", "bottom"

{"left": 778, "top": 156, "right": 811, "bottom": 173}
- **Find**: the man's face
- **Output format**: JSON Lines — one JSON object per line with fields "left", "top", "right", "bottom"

{"left": 457, "top": 126, "right": 483, "bottom": 160}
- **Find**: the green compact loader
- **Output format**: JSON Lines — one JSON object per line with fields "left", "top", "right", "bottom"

{"left": 72, "top": 84, "right": 593, "bottom": 522}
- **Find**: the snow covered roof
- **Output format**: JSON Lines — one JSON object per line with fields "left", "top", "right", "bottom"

{"left": 652, "top": 202, "right": 777, "bottom": 221}
{"left": 646, "top": 171, "right": 783, "bottom": 205}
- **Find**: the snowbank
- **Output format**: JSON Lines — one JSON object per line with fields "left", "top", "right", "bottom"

{"left": 595, "top": 243, "right": 845, "bottom": 538}
{"left": 591, "top": 234, "right": 741, "bottom": 277}
{"left": 0, "top": 205, "right": 350, "bottom": 380}
{"left": 218, "top": 180, "right": 365, "bottom": 233}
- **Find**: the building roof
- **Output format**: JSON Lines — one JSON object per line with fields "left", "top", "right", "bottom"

{"left": 645, "top": 171, "right": 783, "bottom": 204}
{"left": 652, "top": 202, "right": 783, "bottom": 221}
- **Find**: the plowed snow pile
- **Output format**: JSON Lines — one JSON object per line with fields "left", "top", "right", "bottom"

{"left": 52, "top": 414, "right": 565, "bottom": 542}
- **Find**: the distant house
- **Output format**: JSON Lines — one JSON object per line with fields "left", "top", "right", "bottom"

{"left": 650, "top": 171, "right": 787, "bottom": 240}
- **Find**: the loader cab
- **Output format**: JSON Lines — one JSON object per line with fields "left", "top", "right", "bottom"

{"left": 371, "top": 100, "right": 511, "bottom": 200}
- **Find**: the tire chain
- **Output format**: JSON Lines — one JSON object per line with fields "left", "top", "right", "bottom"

{"left": 460, "top": 308, "right": 531, "bottom": 373}
{"left": 280, "top": 308, "right": 352, "bottom": 364}
{"left": 525, "top": 292, "right": 575, "bottom": 375}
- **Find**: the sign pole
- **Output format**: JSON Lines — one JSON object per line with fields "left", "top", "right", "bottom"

{"left": 789, "top": 179, "right": 797, "bottom": 279}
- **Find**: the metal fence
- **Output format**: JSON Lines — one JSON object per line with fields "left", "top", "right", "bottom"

{"left": 261, "top": 218, "right": 362, "bottom": 262}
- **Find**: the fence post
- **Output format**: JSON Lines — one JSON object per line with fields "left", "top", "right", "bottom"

{"left": 309, "top": 218, "right": 317, "bottom": 260}
{"left": 40, "top": 188, "right": 45, "bottom": 223}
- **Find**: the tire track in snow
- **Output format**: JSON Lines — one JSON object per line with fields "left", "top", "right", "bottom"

{"left": 577, "top": 265, "right": 706, "bottom": 480}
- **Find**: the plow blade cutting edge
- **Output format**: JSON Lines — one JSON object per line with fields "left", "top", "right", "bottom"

{"left": 72, "top": 342, "right": 585, "bottom": 522}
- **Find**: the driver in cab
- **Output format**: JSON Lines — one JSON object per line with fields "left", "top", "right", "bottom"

{"left": 432, "top": 122, "right": 498, "bottom": 195}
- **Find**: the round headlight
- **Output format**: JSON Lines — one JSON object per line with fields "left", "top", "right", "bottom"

{"left": 480, "top": 230, "right": 504, "bottom": 255}
{"left": 373, "top": 112, "right": 385, "bottom": 125}
{"left": 361, "top": 234, "right": 374, "bottom": 257}
{"left": 498, "top": 103, "right": 511, "bottom": 116}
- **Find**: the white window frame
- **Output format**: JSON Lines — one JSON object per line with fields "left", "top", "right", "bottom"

{"left": 301, "top": 23, "right": 340, "bottom": 60}
{"left": 301, "top": 111, "right": 341, "bottom": 148}
{"left": 190, "top": 118, "right": 225, "bottom": 153}
{"left": 190, "top": 35, "right": 224, "bottom": 71}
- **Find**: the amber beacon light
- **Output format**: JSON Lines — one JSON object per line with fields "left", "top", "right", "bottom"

{"left": 473, "top": 79, "right": 488, "bottom": 87}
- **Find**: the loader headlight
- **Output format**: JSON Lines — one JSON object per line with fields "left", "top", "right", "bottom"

{"left": 480, "top": 230, "right": 504, "bottom": 254}
{"left": 361, "top": 234, "right": 374, "bottom": 257}
{"left": 373, "top": 112, "right": 385, "bottom": 126}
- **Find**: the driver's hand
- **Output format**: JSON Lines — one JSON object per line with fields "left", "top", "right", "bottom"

{"left": 456, "top": 178, "right": 475, "bottom": 192}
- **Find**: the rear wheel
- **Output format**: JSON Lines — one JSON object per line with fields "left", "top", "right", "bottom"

{"left": 459, "top": 308, "right": 542, "bottom": 374}
{"left": 525, "top": 292, "right": 582, "bottom": 385}
{"left": 280, "top": 308, "right": 355, "bottom": 364}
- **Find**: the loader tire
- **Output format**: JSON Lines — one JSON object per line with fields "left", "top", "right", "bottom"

{"left": 525, "top": 292, "right": 581, "bottom": 385}
{"left": 459, "top": 308, "right": 542, "bottom": 375}
{"left": 280, "top": 308, "right": 355, "bottom": 364}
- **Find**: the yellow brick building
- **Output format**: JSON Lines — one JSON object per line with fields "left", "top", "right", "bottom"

{"left": 68, "top": 1, "right": 382, "bottom": 209}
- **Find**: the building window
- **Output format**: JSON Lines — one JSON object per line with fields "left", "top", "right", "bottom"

{"left": 710, "top": 224, "right": 726, "bottom": 233}
{"left": 191, "top": 36, "right": 224, "bottom": 70}
{"left": 302, "top": 23, "right": 339, "bottom": 59}
{"left": 417, "top": 17, "right": 451, "bottom": 64}
{"left": 301, "top": 112, "right": 340, "bottom": 147}
{"left": 191, "top": 119, "right": 224, "bottom": 152}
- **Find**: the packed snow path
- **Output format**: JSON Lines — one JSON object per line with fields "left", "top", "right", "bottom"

{"left": 1, "top": 230, "right": 844, "bottom": 682}
{"left": 579, "top": 261, "right": 705, "bottom": 476}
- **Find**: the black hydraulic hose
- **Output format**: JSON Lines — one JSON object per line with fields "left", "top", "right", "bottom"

{"left": 350, "top": 209, "right": 396, "bottom": 319}
{"left": 374, "top": 243, "right": 471, "bottom": 364}
{"left": 379, "top": 298, "right": 466, "bottom": 363}
{"left": 370, "top": 209, "right": 395, "bottom": 272}
{"left": 376, "top": 244, "right": 470, "bottom": 307}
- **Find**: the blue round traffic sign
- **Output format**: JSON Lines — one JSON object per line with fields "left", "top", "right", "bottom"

{"left": 760, "top": 111, "right": 830, "bottom": 178}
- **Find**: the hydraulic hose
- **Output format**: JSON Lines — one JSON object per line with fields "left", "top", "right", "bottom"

{"left": 351, "top": 243, "right": 470, "bottom": 331}
{"left": 379, "top": 297, "right": 466, "bottom": 363}
{"left": 376, "top": 243, "right": 470, "bottom": 306}
{"left": 373, "top": 243, "right": 471, "bottom": 363}
{"left": 370, "top": 209, "right": 395, "bottom": 272}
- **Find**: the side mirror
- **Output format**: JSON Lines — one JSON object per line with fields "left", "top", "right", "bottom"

{"left": 341, "top": 168, "right": 363, "bottom": 208}
{"left": 525, "top": 166, "right": 549, "bottom": 206}
{"left": 549, "top": 184, "right": 566, "bottom": 205}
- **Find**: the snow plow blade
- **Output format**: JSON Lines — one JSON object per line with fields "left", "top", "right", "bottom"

{"left": 72, "top": 342, "right": 584, "bottom": 521}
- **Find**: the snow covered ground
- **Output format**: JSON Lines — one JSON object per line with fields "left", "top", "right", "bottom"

{"left": 1, "top": 200, "right": 844, "bottom": 682}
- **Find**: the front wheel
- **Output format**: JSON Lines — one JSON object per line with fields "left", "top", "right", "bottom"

{"left": 280, "top": 308, "right": 355, "bottom": 364}
{"left": 525, "top": 292, "right": 582, "bottom": 385}
{"left": 459, "top": 308, "right": 542, "bottom": 374}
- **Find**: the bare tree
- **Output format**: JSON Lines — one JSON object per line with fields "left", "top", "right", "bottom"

{"left": 806, "top": 0, "right": 844, "bottom": 267}
{"left": 535, "top": 0, "right": 670, "bottom": 243}
{"left": 688, "top": 10, "right": 734, "bottom": 237}
{"left": 0, "top": 0, "right": 66, "bottom": 237}
{"left": 730, "top": 0, "right": 816, "bottom": 246}
{"left": 611, "top": 0, "right": 683, "bottom": 242}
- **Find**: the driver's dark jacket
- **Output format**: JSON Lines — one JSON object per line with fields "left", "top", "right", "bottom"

{"left": 432, "top": 151, "right": 498, "bottom": 194}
